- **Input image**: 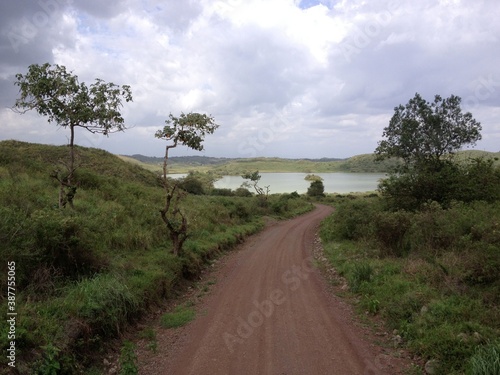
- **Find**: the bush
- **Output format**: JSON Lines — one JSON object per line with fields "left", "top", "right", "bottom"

{"left": 458, "top": 158, "right": 500, "bottom": 203}
{"left": 321, "top": 198, "right": 379, "bottom": 241}
{"left": 178, "top": 175, "right": 205, "bottom": 195}
{"left": 0, "top": 208, "right": 106, "bottom": 293}
{"left": 234, "top": 187, "right": 253, "bottom": 197}
{"left": 307, "top": 180, "right": 325, "bottom": 197}
{"left": 210, "top": 188, "right": 234, "bottom": 196}
{"left": 374, "top": 210, "right": 412, "bottom": 256}
{"left": 379, "top": 158, "right": 500, "bottom": 211}
{"left": 271, "top": 196, "right": 289, "bottom": 215}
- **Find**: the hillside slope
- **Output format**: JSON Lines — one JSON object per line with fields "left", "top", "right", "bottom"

{"left": 0, "top": 140, "right": 312, "bottom": 374}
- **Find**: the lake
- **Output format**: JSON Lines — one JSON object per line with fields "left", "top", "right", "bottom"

{"left": 170, "top": 173, "right": 386, "bottom": 194}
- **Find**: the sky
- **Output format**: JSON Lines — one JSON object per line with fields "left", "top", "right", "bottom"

{"left": 0, "top": 0, "right": 499, "bottom": 159}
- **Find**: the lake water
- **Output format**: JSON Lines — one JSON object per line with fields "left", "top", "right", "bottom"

{"left": 170, "top": 173, "right": 386, "bottom": 194}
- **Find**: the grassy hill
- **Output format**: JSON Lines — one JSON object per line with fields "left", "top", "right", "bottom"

{"left": 0, "top": 140, "right": 312, "bottom": 374}
{"left": 122, "top": 154, "right": 391, "bottom": 174}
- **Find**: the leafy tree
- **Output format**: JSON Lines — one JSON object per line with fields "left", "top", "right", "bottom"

{"left": 375, "top": 93, "right": 481, "bottom": 168}
{"left": 307, "top": 180, "right": 325, "bottom": 197}
{"left": 241, "top": 171, "right": 269, "bottom": 197}
{"left": 375, "top": 93, "right": 484, "bottom": 210}
{"left": 155, "top": 112, "right": 219, "bottom": 255}
{"left": 13, "top": 63, "right": 132, "bottom": 208}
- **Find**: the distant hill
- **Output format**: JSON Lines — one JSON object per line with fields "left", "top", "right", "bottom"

{"left": 127, "top": 154, "right": 232, "bottom": 165}
{"left": 122, "top": 154, "right": 387, "bottom": 174}
{"left": 122, "top": 150, "right": 500, "bottom": 175}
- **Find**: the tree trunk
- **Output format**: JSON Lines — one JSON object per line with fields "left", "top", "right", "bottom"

{"left": 63, "top": 125, "right": 76, "bottom": 208}
{"left": 160, "top": 143, "right": 188, "bottom": 255}
{"left": 56, "top": 124, "right": 77, "bottom": 209}
{"left": 69, "top": 124, "right": 75, "bottom": 186}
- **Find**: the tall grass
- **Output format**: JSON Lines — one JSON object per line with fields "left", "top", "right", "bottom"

{"left": 467, "top": 341, "right": 500, "bottom": 375}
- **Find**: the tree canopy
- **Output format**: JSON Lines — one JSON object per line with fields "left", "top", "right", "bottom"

{"left": 375, "top": 93, "right": 481, "bottom": 167}
{"left": 14, "top": 63, "right": 132, "bottom": 140}
{"left": 375, "top": 93, "right": 487, "bottom": 210}
{"left": 155, "top": 112, "right": 219, "bottom": 151}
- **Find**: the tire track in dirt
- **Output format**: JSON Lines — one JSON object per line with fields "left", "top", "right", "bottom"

{"left": 138, "top": 205, "right": 408, "bottom": 374}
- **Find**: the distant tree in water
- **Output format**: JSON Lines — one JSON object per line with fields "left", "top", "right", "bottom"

{"left": 304, "top": 174, "right": 323, "bottom": 182}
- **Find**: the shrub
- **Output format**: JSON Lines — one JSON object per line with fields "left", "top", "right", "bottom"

{"left": 234, "top": 187, "right": 253, "bottom": 197}
{"left": 374, "top": 210, "right": 412, "bottom": 256}
{"left": 271, "top": 196, "right": 289, "bottom": 215}
{"left": 458, "top": 158, "right": 500, "bottom": 203}
{"left": 322, "top": 199, "right": 379, "bottom": 241}
{"left": 210, "top": 188, "right": 234, "bottom": 196}
{"left": 379, "top": 158, "right": 500, "bottom": 211}
{"left": 119, "top": 341, "right": 138, "bottom": 375}
{"left": 307, "top": 180, "right": 325, "bottom": 197}
{"left": 178, "top": 175, "right": 205, "bottom": 195}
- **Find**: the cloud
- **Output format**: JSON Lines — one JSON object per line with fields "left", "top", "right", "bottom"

{"left": 1, "top": 0, "right": 499, "bottom": 158}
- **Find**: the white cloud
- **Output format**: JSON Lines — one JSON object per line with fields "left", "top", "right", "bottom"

{"left": 1, "top": 0, "right": 499, "bottom": 158}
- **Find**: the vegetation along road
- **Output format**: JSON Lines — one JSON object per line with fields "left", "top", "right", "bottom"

{"left": 138, "top": 205, "right": 411, "bottom": 374}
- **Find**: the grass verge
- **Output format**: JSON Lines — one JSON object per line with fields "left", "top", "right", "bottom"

{"left": 160, "top": 304, "right": 196, "bottom": 329}
{"left": 320, "top": 196, "right": 500, "bottom": 374}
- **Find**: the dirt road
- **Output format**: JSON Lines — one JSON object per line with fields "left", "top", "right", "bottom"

{"left": 138, "top": 205, "right": 408, "bottom": 374}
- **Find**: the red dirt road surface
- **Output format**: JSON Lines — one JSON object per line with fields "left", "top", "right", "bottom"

{"left": 138, "top": 205, "right": 410, "bottom": 374}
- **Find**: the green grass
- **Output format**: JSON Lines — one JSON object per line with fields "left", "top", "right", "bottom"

{"left": 119, "top": 341, "right": 138, "bottom": 375}
{"left": 467, "top": 341, "right": 500, "bottom": 375}
{"left": 320, "top": 196, "right": 500, "bottom": 374}
{"left": 160, "top": 304, "right": 196, "bottom": 328}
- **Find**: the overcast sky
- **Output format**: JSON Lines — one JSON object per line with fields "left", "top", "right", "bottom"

{"left": 1, "top": 0, "right": 499, "bottom": 158}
